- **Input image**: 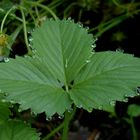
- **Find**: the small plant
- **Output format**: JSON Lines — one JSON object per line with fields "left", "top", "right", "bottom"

{"left": 1, "top": 19, "right": 140, "bottom": 140}
{"left": 124, "top": 104, "right": 140, "bottom": 140}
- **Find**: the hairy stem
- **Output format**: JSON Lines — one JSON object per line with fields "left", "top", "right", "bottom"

{"left": 1, "top": 6, "right": 15, "bottom": 33}
{"left": 42, "top": 122, "right": 64, "bottom": 140}
{"left": 130, "top": 116, "right": 137, "bottom": 140}
{"left": 61, "top": 111, "right": 71, "bottom": 140}
{"left": 20, "top": 7, "right": 32, "bottom": 55}
{"left": 25, "top": 1, "right": 58, "bottom": 20}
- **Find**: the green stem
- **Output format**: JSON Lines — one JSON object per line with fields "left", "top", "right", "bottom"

{"left": 42, "top": 106, "right": 76, "bottom": 140}
{"left": 112, "top": 0, "right": 127, "bottom": 9}
{"left": 61, "top": 111, "right": 71, "bottom": 140}
{"left": 130, "top": 116, "right": 137, "bottom": 140}
{"left": 20, "top": 7, "right": 32, "bottom": 55}
{"left": 25, "top": 1, "right": 58, "bottom": 20}
{"left": 89, "top": 14, "right": 127, "bottom": 37}
{"left": 0, "top": 6, "right": 15, "bottom": 33}
{"left": 42, "top": 122, "right": 64, "bottom": 140}
{"left": 95, "top": 17, "right": 124, "bottom": 37}
{"left": 0, "top": 8, "right": 24, "bottom": 22}
{"left": 61, "top": 105, "right": 77, "bottom": 140}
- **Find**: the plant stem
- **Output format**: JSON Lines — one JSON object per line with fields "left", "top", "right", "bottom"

{"left": 61, "top": 111, "right": 71, "bottom": 140}
{"left": 42, "top": 122, "right": 64, "bottom": 140}
{"left": 0, "top": 6, "right": 15, "bottom": 33}
{"left": 25, "top": 1, "right": 58, "bottom": 20}
{"left": 20, "top": 6, "right": 32, "bottom": 55}
{"left": 130, "top": 116, "right": 137, "bottom": 140}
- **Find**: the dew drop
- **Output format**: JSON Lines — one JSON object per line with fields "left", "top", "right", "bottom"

{"left": 109, "top": 100, "right": 116, "bottom": 106}
{"left": 88, "top": 107, "right": 93, "bottom": 112}
{"left": 129, "top": 94, "right": 135, "bottom": 98}
{"left": 18, "top": 108, "right": 22, "bottom": 112}
{"left": 46, "top": 116, "right": 52, "bottom": 121}
{"left": 68, "top": 108, "right": 73, "bottom": 113}
{"left": 77, "top": 104, "right": 83, "bottom": 108}
{"left": 78, "top": 22, "right": 83, "bottom": 28}
{"left": 136, "top": 92, "right": 140, "bottom": 96}
{"left": 85, "top": 26, "right": 89, "bottom": 30}
{"left": 98, "top": 106, "right": 103, "bottom": 110}
{"left": 68, "top": 17, "right": 72, "bottom": 20}
{"left": 86, "top": 60, "right": 90, "bottom": 63}
{"left": 116, "top": 48, "right": 124, "bottom": 53}
{"left": 123, "top": 98, "right": 128, "bottom": 102}
{"left": 4, "top": 58, "right": 9, "bottom": 62}
{"left": 28, "top": 44, "right": 32, "bottom": 47}
{"left": 124, "top": 94, "right": 128, "bottom": 97}
{"left": 91, "top": 51, "right": 95, "bottom": 54}
{"left": 91, "top": 44, "right": 96, "bottom": 48}
{"left": 29, "top": 38, "right": 33, "bottom": 42}
{"left": 58, "top": 115, "right": 64, "bottom": 119}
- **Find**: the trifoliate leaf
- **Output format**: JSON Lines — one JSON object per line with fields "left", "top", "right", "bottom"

{"left": 70, "top": 52, "right": 140, "bottom": 112}
{"left": 127, "top": 104, "right": 140, "bottom": 117}
{"left": 0, "top": 19, "right": 140, "bottom": 117}
{"left": 0, "top": 19, "right": 94, "bottom": 117}
{"left": 0, "top": 120, "right": 40, "bottom": 140}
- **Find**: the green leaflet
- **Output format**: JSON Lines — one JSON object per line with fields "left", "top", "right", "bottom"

{"left": 0, "top": 57, "right": 71, "bottom": 117}
{"left": 0, "top": 120, "right": 40, "bottom": 140}
{"left": 70, "top": 52, "right": 140, "bottom": 112}
{"left": 0, "top": 19, "right": 140, "bottom": 117}
{"left": 32, "top": 19, "right": 94, "bottom": 85}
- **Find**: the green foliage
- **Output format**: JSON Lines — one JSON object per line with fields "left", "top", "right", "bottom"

{"left": 70, "top": 51, "right": 140, "bottom": 112}
{"left": 0, "top": 94, "right": 11, "bottom": 123}
{"left": 127, "top": 104, "right": 140, "bottom": 117}
{"left": 0, "top": 19, "right": 140, "bottom": 119}
{"left": 0, "top": 120, "right": 40, "bottom": 140}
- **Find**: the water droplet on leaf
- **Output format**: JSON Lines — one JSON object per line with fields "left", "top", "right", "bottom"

{"left": 46, "top": 116, "right": 52, "bottom": 121}
{"left": 68, "top": 17, "right": 72, "bottom": 20}
{"left": 18, "top": 108, "right": 22, "bottom": 112}
{"left": 88, "top": 107, "right": 93, "bottom": 112}
{"left": 78, "top": 22, "right": 83, "bottom": 28}
{"left": 58, "top": 115, "right": 64, "bottom": 119}
{"left": 109, "top": 100, "right": 116, "bottom": 106}
{"left": 29, "top": 38, "right": 33, "bottom": 42}
{"left": 123, "top": 98, "right": 128, "bottom": 102}
{"left": 77, "top": 104, "right": 83, "bottom": 108}
{"left": 4, "top": 58, "right": 9, "bottom": 62}
{"left": 98, "top": 106, "right": 103, "bottom": 110}
{"left": 85, "top": 26, "right": 89, "bottom": 31}
{"left": 68, "top": 108, "right": 73, "bottom": 113}
{"left": 86, "top": 60, "right": 90, "bottom": 63}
